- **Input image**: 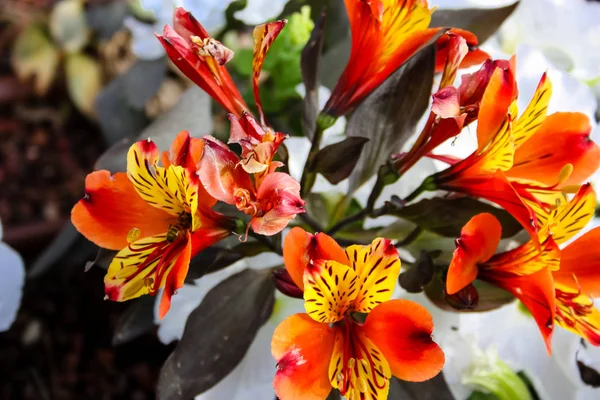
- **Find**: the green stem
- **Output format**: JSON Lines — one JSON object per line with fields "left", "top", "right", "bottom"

{"left": 300, "top": 113, "right": 337, "bottom": 197}
{"left": 403, "top": 176, "right": 435, "bottom": 203}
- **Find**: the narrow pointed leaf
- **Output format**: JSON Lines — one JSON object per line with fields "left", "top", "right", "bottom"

{"left": 157, "top": 268, "right": 275, "bottom": 400}
{"left": 346, "top": 35, "right": 439, "bottom": 193}
{"left": 301, "top": 11, "right": 326, "bottom": 139}
{"left": 112, "top": 295, "right": 156, "bottom": 346}
{"left": 309, "top": 137, "right": 369, "bottom": 184}
{"left": 430, "top": 2, "right": 520, "bottom": 44}
{"left": 389, "top": 374, "right": 454, "bottom": 400}
{"left": 393, "top": 197, "right": 522, "bottom": 238}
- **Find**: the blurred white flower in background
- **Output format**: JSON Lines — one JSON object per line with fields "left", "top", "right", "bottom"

{"left": 126, "top": 0, "right": 290, "bottom": 60}
{"left": 0, "top": 219, "right": 25, "bottom": 332}
{"left": 435, "top": 0, "right": 600, "bottom": 103}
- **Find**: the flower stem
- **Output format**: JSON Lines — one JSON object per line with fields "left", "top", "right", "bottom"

{"left": 300, "top": 113, "right": 337, "bottom": 197}
{"left": 403, "top": 176, "right": 435, "bottom": 203}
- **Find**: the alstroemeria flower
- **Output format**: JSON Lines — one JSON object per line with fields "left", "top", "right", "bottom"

{"left": 272, "top": 227, "right": 444, "bottom": 399}
{"left": 553, "top": 225, "right": 600, "bottom": 346}
{"left": 446, "top": 184, "right": 597, "bottom": 351}
{"left": 322, "top": 0, "right": 488, "bottom": 117}
{"left": 199, "top": 135, "right": 304, "bottom": 236}
{"left": 396, "top": 36, "right": 512, "bottom": 175}
{"left": 157, "top": 8, "right": 248, "bottom": 116}
{"left": 157, "top": 7, "right": 286, "bottom": 123}
{"left": 71, "top": 132, "right": 233, "bottom": 318}
{"left": 228, "top": 112, "right": 286, "bottom": 181}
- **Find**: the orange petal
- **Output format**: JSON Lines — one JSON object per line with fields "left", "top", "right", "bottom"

{"left": 283, "top": 227, "right": 349, "bottom": 291}
{"left": 252, "top": 21, "right": 287, "bottom": 126}
{"left": 159, "top": 231, "right": 192, "bottom": 319}
{"left": 509, "top": 113, "right": 600, "bottom": 186}
{"left": 512, "top": 73, "right": 552, "bottom": 149}
{"left": 482, "top": 267, "right": 556, "bottom": 353}
{"left": 438, "top": 33, "right": 468, "bottom": 88}
{"left": 71, "top": 171, "right": 172, "bottom": 250}
{"left": 197, "top": 136, "right": 253, "bottom": 205}
{"left": 272, "top": 313, "right": 336, "bottom": 400}
{"left": 446, "top": 213, "right": 501, "bottom": 294}
{"left": 344, "top": 238, "right": 401, "bottom": 312}
{"left": 303, "top": 260, "right": 359, "bottom": 324}
{"left": 362, "top": 299, "right": 445, "bottom": 382}
{"left": 556, "top": 227, "right": 600, "bottom": 297}
{"left": 485, "top": 236, "right": 560, "bottom": 275}
{"left": 476, "top": 65, "right": 517, "bottom": 151}
{"left": 324, "top": 0, "right": 436, "bottom": 116}
{"left": 440, "top": 171, "right": 539, "bottom": 245}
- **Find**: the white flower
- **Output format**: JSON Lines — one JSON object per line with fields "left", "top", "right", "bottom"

{"left": 233, "top": 0, "right": 289, "bottom": 25}
{"left": 0, "top": 219, "right": 26, "bottom": 332}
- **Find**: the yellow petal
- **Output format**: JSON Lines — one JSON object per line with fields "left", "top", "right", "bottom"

{"left": 345, "top": 238, "right": 401, "bottom": 313}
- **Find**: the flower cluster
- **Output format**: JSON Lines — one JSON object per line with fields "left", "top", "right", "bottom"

{"left": 67, "top": 0, "right": 600, "bottom": 399}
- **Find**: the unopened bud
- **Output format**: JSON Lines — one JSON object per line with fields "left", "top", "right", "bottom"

{"left": 272, "top": 268, "right": 303, "bottom": 298}
{"left": 445, "top": 283, "right": 479, "bottom": 310}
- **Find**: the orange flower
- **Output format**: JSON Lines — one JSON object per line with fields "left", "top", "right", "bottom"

{"left": 446, "top": 184, "right": 598, "bottom": 351}
{"left": 227, "top": 112, "right": 286, "bottom": 184}
{"left": 272, "top": 227, "right": 444, "bottom": 399}
{"left": 199, "top": 132, "right": 304, "bottom": 237}
{"left": 323, "top": 0, "right": 487, "bottom": 116}
{"left": 396, "top": 38, "right": 512, "bottom": 175}
{"left": 157, "top": 8, "right": 286, "bottom": 123}
{"left": 71, "top": 132, "right": 233, "bottom": 318}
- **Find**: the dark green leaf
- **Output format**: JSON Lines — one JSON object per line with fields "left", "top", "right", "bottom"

{"left": 468, "top": 391, "right": 499, "bottom": 400}
{"left": 389, "top": 374, "right": 455, "bottom": 400}
{"left": 94, "top": 136, "right": 135, "bottom": 172}
{"left": 95, "top": 87, "right": 212, "bottom": 171}
{"left": 425, "top": 274, "right": 515, "bottom": 312}
{"left": 112, "top": 295, "right": 156, "bottom": 346}
{"left": 123, "top": 59, "right": 168, "bottom": 110}
{"left": 28, "top": 222, "right": 94, "bottom": 278}
{"left": 86, "top": 2, "right": 128, "bottom": 40}
{"left": 430, "top": 2, "right": 519, "bottom": 44}
{"left": 185, "top": 240, "right": 269, "bottom": 281}
{"left": 157, "top": 268, "right": 275, "bottom": 400}
{"left": 309, "top": 137, "right": 369, "bottom": 184}
{"left": 346, "top": 35, "right": 439, "bottom": 193}
{"left": 399, "top": 251, "right": 435, "bottom": 293}
{"left": 394, "top": 197, "right": 522, "bottom": 238}
{"left": 95, "top": 76, "right": 149, "bottom": 145}
{"left": 326, "top": 388, "right": 342, "bottom": 400}
{"left": 301, "top": 11, "right": 326, "bottom": 139}
{"left": 85, "top": 247, "right": 119, "bottom": 272}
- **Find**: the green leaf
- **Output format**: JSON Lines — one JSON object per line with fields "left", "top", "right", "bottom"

{"left": 65, "top": 53, "right": 103, "bottom": 117}
{"left": 11, "top": 24, "right": 60, "bottom": 96}
{"left": 301, "top": 10, "right": 326, "bottom": 139}
{"left": 309, "top": 137, "right": 369, "bottom": 184}
{"left": 346, "top": 35, "right": 440, "bottom": 193}
{"left": 425, "top": 274, "right": 515, "bottom": 312}
{"left": 50, "top": 0, "right": 90, "bottom": 53}
{"left": 388, "top": 373, "right": 455, "bottom": 400}
{"left": 157, "top": 268, "right": 275, "bottom": 399}
{"left": 398, "top": 251, "right": 435, "bottom": 293}
{"left": 185, "top": 240, "right": 269, "bottom": 281}
{"left": 393, "top": 197, "right": 523, "bottom": 238}
{"left": 112, "top": 295, "right": 156, "bottom": 346}
{"left": 430, "top": 2, "right": 519, "bottom": 44}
